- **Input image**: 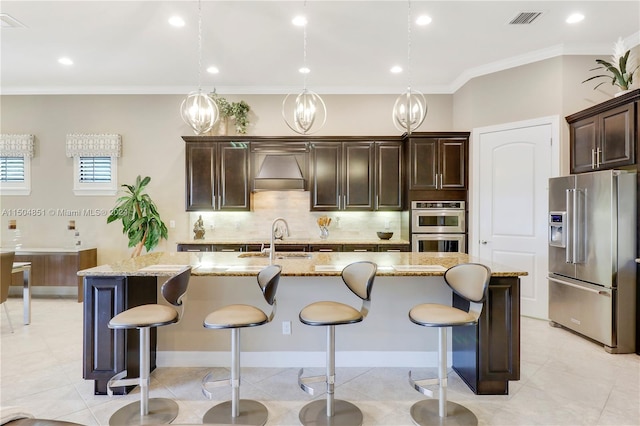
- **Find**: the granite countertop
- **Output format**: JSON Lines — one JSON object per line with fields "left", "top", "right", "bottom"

{"left": 78, "top": 251, "right": 527, "bottom": 278}
{"left": 176, "top": 237, "right": 410, "bottom": 245}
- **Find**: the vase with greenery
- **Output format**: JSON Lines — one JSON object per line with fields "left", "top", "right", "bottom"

{"left": 583, "top": 38, "right": 639, "bottom": 93}
{"left": 210, "top": 92, "right": 251, "bottom": 134}
{"left": 107, "top": 175, "right": 168, "bottom": 257}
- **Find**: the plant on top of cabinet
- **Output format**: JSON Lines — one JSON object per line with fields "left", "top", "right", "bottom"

{"left": 582, "top": 37, "right": 639, "bottom": 94}
{"left": 211, "top": 92, "right": 251, "bottom": 134}
{"left": 107, "top": 175, "right": 168, "bottom": 257}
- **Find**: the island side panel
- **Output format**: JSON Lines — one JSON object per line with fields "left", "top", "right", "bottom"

{"left": 452, "top": 275, "right": 521, "bottom": 395}
{"left": 82, "top": 275, "right": 158, "bottom": 395}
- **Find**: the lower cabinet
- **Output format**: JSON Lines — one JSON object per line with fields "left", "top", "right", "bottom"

{"left": 452, "top": 276, "right": 521, "bottom": 395}
{"left": 82, "top": 276, "right": 157, "bottom": 395}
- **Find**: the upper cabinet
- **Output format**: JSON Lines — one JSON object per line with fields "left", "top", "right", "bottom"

{"left": 184, "top": 138, "right": 250, "bottom": 211}
{"left": 310, "top": 141, "right": 375, "bottom": 211}
{"left": 309, "top": 139, "right": 403, "bottom": 211}
{"left": 567, "top": 89, "right": 638, "bottom": 174}
{"left": 409, "top": 134, "right": 468, "bottom": 191}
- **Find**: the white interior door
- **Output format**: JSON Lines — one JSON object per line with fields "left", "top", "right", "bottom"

{"left": 471, "top": 117, "right": 559, "bottom": 320}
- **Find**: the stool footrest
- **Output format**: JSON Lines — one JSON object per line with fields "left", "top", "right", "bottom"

{"left": 298, "top": 368, "right": 325, "bottom": 396}
{"left": 107, "top": 370, "right": 142, "bottom": 397}
{"left": 409, "top": 370, "right": 444, "bottom": 397}
{"left": 202, "top": 371, "right": 231, "bottom": 399}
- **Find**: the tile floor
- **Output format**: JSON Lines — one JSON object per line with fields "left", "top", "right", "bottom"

{"left": 1, "top": 295, "right": 639, "bottom": 425}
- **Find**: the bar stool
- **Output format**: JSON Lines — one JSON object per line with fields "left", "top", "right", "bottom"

{"left": 408, "top": 263, "right": 491, "bottom": 425}
{"left": 106, "top": 268, "right": 191, "bottom": 426}
{"left": 201, "top": 264, "right": 282, "bottom": 426}
{"left": 297, "top": 261, "right": 377, "bottom": 426}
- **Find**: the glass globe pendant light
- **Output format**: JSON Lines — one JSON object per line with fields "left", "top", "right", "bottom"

{"left": 392, "top": 0, "right": 427, "bottom": 134}
{"left": 282, "top": 14, "right": 326, "bottom": 135}
{"left": 180, "top": 0, "right": 218, "bottom": 135}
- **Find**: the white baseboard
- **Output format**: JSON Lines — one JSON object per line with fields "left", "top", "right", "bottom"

{"left": 157, "top": 350, "right": 450, "bottom": 368}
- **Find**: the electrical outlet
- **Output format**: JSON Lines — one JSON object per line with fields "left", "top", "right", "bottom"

{"left": 282, "top": 321, "right": 291, "bottom": 335}
{"left": 169, "top": 220, "right": 176, "bottom": 228}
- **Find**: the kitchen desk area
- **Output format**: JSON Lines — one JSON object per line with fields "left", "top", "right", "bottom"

{"left": 79, "top": 251, "right": 526, "bottom": 396}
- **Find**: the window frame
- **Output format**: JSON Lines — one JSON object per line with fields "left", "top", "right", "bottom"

{"left": 73, "top": 155, "right": 118, "bottom": 196}
{"left": 0, "top": 155, "right": 31, "bottom": 195}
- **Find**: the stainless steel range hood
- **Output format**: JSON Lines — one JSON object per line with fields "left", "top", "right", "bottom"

{"left": 253, "top": 154, "right": 305, "bottom": 191}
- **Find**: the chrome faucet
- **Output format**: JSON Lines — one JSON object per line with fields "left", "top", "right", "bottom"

{"left": 269, "top": 217, "right": 290, "bottom": 264}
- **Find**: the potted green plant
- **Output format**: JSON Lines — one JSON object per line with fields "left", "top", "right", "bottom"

{"left": 107, "top": 175, "right": 168, "bottom": 257}
{"left": 583, "top": 38, "right": 639, "bottom": 94}
{"left": 210, "top": 92, "right": 251, "bottom": 134}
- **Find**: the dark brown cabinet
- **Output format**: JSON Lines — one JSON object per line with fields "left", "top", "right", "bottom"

{"left": 83, "top": 275, "right": 157, "bottom": 395}
{"left": 452, "top": 275, "right": 521, "bottom": 395}
{"left": 409, "top": 136, "right": 467, "bottom": 190}
{"left": 568, "top": 92, "right": 637, "bottom": 174}
{"left": 375, "top": 140, "right": 404, "bottom": 210}
{"left": 184, "top": 139, "right": 250, "bottom": 211}
{"left": 310, "top": 141, "right": 375, "bottom": 211}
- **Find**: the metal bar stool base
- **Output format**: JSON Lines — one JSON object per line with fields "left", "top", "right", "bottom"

{"left": 108, "top": 398, "right": 178, "bottom": 426}
{"left": 203, "top": 399, "right": 268, "bottom": 426}
{"left": 410, "top": 400, "right": 478, "bottom": 426}
{"left": 299, "top": 399, "right": 363, "bottom": 426}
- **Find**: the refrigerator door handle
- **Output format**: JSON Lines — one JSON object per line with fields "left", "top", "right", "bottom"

{"left": 566, "top": 189, "right": 573, "bottom": 263}
{"left": 548, "top": 277, "right": 611, "bottom": 296}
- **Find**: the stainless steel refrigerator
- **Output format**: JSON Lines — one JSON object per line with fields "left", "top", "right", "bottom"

{"left": 548, "top": 169, "right": 637, "bottom": 353}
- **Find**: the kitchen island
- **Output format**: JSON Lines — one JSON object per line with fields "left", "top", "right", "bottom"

{"left": 79, "top": 251, "right": 526, "bottom": 396}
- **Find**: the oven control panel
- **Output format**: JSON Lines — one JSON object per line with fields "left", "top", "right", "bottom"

{"left": 412, "top": 201, "right": 465, "bottom": 210}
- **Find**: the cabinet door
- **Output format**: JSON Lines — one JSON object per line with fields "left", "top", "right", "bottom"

{"left": 599, "top": 103, "right": 635, "bottom": 169}
{"left": 343, "top": 244, "right": 377, "bottom": 252}
{"left": 375, "top": 141, "right": 403, "bottom": 210}
{"left": 343, "top": 142, "right": 374, "bottom": 210}
{"left": 440, "top": 139, "right": 467, "bottom": 189}
{"left": 310, "top": 244, "right": 343, "bottom": 252}
{"left": 177, "top": 244, "right": 212, "bottom": 252}
{"left": 310, "top": 143, "right": 342, "bottom": 210}
{"left": 186, "top": 143, "right": 216, "bottom": 211}
{"left": 218, "top": 142, "right": 250, "bottom": 211}
{"left": 45, "top": 254, "right": 77, "bottom": 286}
{"left": 409, "top": 138, "right": 438, "bottom": 190}
{"left": 570, "top": 116, "right": 598, "bottom": 173}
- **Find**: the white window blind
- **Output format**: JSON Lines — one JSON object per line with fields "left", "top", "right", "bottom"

{"left": 0, "top": 156, "right": 25, "bottom": 182}
{"left": 79, "top": 156, "right": 112, "bottom": 183}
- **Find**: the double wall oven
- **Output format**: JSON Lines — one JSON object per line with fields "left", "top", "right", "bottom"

{"left": 411, "top": 201, "right": 466, "bottom": 253}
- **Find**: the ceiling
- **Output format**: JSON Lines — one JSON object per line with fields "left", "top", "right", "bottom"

{"left": 1, "top": 1, "right": 639, "bottom": 95}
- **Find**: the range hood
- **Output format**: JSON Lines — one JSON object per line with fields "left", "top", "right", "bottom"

{"left": 253, "top": 154, "right": 305, "bottom": 191}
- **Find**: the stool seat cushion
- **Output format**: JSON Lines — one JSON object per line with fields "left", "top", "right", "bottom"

{"left": 109, "top": 304, "right": 179, "bottom": 329}
{"left": 409, "top": 303, "right": 477, "bottom": 327}
{"left": 300, "top": 301, "right": 363, "bottom": 326}
{"left": 204, "top": 304, "right": 268, "bottom": 329}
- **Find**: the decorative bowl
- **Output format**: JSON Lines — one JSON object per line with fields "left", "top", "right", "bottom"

{"left": 377, "top": 231, "right": 393, "bottom": 240}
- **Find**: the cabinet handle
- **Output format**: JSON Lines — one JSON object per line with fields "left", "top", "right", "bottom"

{"left": 596, "top": 147, "right": 601, "bottom": 168}
{"left": 319, "top": 249, "right": 333, "bottom": 252}
{"left": 353, "top": 249, "right": 368, "bottom": 252}
{"left": 440, "top": 173, "right": 443, "bottom": 189}
{"left": 591, "top": 149, "right": 596, "bottom": 169}
{"left": 386, "top": 249, "right": 401, "bottom": 252}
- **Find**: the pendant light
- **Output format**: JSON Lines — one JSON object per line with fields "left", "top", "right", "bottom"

{"left": 392, "top": 0, "right": 427, "bottom": 134}
{"left": 180, "top": 0, "right": 218, "bottom": 135}
{"left": 282, "top": 10, "right": 327, "bottom": 135}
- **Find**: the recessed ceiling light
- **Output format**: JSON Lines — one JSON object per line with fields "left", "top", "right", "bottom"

{"left": 391, "top": 66, "right": 403, "bottom": 74}
{"left": 416, "top": 15, "right": 432, "bottom": 26}
{"left": 566, "top": 13, "right": 584, "bottom": 24}
{"left": 299, "top": 67, "right": 310, "bottom": 74}
{"left": 58, "top": 57, "right": 73, "bottom": 66}
{"left": 168, "top": 16, "right": 185, "bottom": 27}
{"left": 207, "top": 66, "right": 219, "bottom": 74}
{"left": 292, "top": 15, "right": 307, "bottom": 26}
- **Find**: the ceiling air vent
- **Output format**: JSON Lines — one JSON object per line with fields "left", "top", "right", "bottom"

{"left": 508, "top": 11, "right": 543, "bottom": 25}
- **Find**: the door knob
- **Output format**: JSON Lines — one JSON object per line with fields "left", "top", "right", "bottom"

{"left": 480, "top": 240, "right": 489, "bottom": 244}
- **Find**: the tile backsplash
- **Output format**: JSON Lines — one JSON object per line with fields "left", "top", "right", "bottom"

{"left": 187, "top": 191, "right": 403, "bottom": 241}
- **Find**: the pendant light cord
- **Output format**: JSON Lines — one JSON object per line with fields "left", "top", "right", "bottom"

{"left": 197, "top": 0, "right": 203, "bottom": 92}
{"left": 406, "top": 0, "right": 412, "bottom": 92}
